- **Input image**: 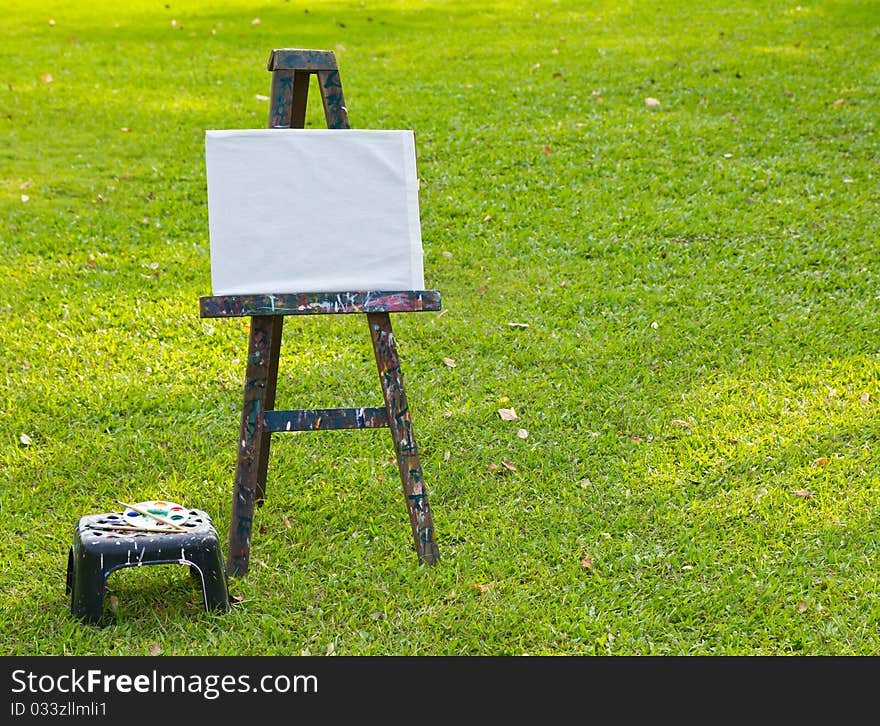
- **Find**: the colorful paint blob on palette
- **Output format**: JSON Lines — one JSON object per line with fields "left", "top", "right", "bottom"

{"left": 123, "top": 500, "right": 190, "bottom": 530}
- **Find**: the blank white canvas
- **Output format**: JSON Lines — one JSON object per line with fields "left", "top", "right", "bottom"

{"left": 205, "top": 128, "right": 424, "bottom": 295}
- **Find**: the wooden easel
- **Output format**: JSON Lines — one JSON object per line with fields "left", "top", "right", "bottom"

{"left": 200, "top": 49, "right": 441, "bottom": 577}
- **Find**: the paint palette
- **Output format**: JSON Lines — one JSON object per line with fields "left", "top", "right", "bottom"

{"left": 122, "top": 500, "right": 190, "bottom": 531}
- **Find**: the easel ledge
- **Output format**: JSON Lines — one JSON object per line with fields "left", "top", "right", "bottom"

{"left": 200, "top": 290, "right": 441, "bottom": 318}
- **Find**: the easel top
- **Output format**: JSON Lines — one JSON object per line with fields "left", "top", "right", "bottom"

{"left": 268, "top": 49, "right": 338, "bottom": 72}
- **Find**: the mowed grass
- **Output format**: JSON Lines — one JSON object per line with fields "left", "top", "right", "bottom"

{"left": 1, "top": 0, "right": 878, "bottom": 655}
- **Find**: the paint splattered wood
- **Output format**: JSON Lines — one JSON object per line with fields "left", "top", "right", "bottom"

{"left": 253, "top": 315, "right": 282, "bottom": 507}
{"left": 267, "top": 69, "right": 294, "bottom": 128}
{"left": 200, "top": 290, "right": 442, "bottom": 318}
{"left": 368, "top": 311, "right": 440, "bottom": 565}
{"left": 263, "top": 407, "right": 389, "bottom": 432}
{"left": 317, "top": 68, "right": 349, "bottom": 129}
{"left": 226, "top": 314, "right": 281, "bottom": 577}
{"left": 268, "top": 49, "right": 338, "bottom": 72}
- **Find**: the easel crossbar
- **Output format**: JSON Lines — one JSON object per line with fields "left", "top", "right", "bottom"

{"left": 263, "top": 407, "right": 389, "bottom": 432}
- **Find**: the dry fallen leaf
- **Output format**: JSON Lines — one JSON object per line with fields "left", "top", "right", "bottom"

{"left": 530, "top": 63, "right": 541, "bottom": 72}
{"left": 541, "top": 145, "right": 553, "bottom": 154}
{"left": 812, "top": 457, "right": 829, "bottom": 467}
{"left": 797, "top": 600, "right": 808, "bottom": 613}
{"left": 859, "top": 392, "right": 870, "bottom": 404}
{"left": 580, "top": 478, "right": 591, "bottom": 488}
{"left": 149, "top": 642, "right": 161, "bottom": 656}
{"left": 283, "top": 515, "right": 291, "bottom": 529}
{"left": 498, "top": 408, "right": 518, "bottom": 421}
{"left": 442, "top": 357, "right": 456, "bottom": 368}
{"left": 517, "top": 428, "right": 529, "bottom": 440}
{"left": 670, "top": 419, "right": 693, "bottom": 429}
{"left": 443, "top": 450, "right": 451, "bottom": 462}
{"left": 832, "top": 98, "right": 845, "bottom": 107}
{"left": 472, "top": 583, "right": 491, "bottom": 594}
{"left": 483, "top": 214, "right": 492, "bottom": 222}
{"left": 325, "top": 642, "right": 334, "bottom": 656}
{"left": 791, "top": 489, "right": 813, "bottom": 499}
{"left": 645, "top": 97, "right": 661, "bottom": 108}
{"left": 581, "top": 555, "right": 593, "bottom": 569}
{"left": 231, "top": 594, "right": 244, "bottom": 602}
{"left": 109, "top": 595, "right": 119, "bottom": 612}
{"left": 500, "top": 460, "right": 517, "bottom": 472}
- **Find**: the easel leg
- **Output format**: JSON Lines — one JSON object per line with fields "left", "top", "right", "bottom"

{"left": 367, "top": 312, "right": 440, "bottom": 565}
{"left": 255, "top": 315, "right": 283, "bottom": 506}
{"left": 227, "top": 315, "right": 282, "bottom": 577}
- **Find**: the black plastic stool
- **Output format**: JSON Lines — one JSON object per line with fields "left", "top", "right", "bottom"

{"left": 66, "top": 508, "right": 229, "bottom": 624}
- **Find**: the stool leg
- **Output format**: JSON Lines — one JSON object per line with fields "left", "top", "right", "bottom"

{"left": 188, "top": 548, "right": 230, "bottom": 613}
{"left": 66, "top": 547, "right": 75, "bottom": 595}
{"left": 228, "top": 314, "right": 282, "bottom": 577}
{"left": 367, "top": 312, "right": 440, "bottom": 565}
{"left": 70, "top": 549, "right": 108, "bottom": 624}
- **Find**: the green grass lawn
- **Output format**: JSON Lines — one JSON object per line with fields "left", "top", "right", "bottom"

{"left": 1, "top": 0, "right": 878, "bottom": 655}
